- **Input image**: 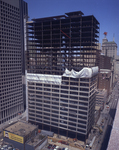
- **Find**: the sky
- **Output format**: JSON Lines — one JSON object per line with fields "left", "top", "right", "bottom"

{"left": 25, "top": 0, "right": 119, "bottom": 54}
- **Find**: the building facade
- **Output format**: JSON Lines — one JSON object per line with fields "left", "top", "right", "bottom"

{"left": 0, "top": 0, "right": 27, "bottom": 124}
{"left": 116, "top": 55, "right": 119, "bottom": 77}
{"left": 102, "top": 37, "right": 117, "bottom": 59}
{"left": 96, "top": 89, "right": 107, "bottom": 110}
{"left": 94, "top": 106, "right": 101, "bottom": 124}
{"left": 107, "top": 84, "right": 119, "bottom": 150}
{"left": 102, "top": 36, "right": 117, "bottom": 85}
{"left": 27, "top": 67, "right": 98, "bottom": 141}
{"left": 21, "top": 0, "right": 28, "bottom": 110}
{"left": 99, "top": 54, "right": 112, "bottom": 70}
{"left": 98, "top": 69, "right": 112, "bottom": 96}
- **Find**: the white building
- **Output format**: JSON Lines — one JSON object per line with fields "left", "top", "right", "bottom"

{"left": 102, "top": 37, "right": 117, "bottom": 59}
{"left": 102, "top": 37, "right": 117, "bottom": 84}
{"left": 26, "top": 67, "right": 98, "bottom": 141}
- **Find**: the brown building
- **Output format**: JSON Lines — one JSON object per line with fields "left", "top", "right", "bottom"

{"left": 99, "top": 54, "right": 112, "bottom": 70}
{"left": 98, "top": 69, "right": 112, "bottom": 96}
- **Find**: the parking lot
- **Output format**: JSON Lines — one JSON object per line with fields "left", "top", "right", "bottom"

{"left": 43, "top": 144, "right": 69, "bottom": 150}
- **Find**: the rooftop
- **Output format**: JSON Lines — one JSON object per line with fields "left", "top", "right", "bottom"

{"left": 103, "top": 41, "right": 117, "bottom": 44}
{"left": 27, "top": 10, "right": 99, "bottom": 24}
{"left": 107, "top": 99, "right": 119, "bottom": 150}
{"left": 95, "top": 106, "right": 101, "bottom": 111}
{"left": 63, "top": 66, "right": 98, "bottom": 78}
{"left": 96, "top": 89, "right": 107, "bottom": 96}
{"left": 27, "top": 73, "right": 62, "bottom": 85}
{"left": 65, "top": 11, "right": 84, "bottom": 16}
{"left": 27, "top": 134, "right": 46, "bottom": 147}
{"left": 27, "top": 66, "right": 99, "bottom": 84}
{"left": 100, "top": 69, "right": 111, "bottom": 74}
{"left": 4, "top": 121, "right": 37, "bottom": 137}
{"left": 31, "top": 11, "right": 84, "bottom": 22}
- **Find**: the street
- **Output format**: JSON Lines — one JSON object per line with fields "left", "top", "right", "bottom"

{"left": 86, "top": 80, "right": 119, "bottom": 150}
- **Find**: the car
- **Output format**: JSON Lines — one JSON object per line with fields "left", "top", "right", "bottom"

{"left": 52, "top": 145, "right": 56, "bottom": 149}
{"left": 56, "top": 146, "right": 59, "bottom": 149}
{"left": 54, "top": 146, "right": 59, "bottom": 150}
{"left": 47, "top": 144, "right": 52, "bottom": 149}
{"left": 8, "top": 147, "right": 13, "bottom": 150}
{"left": 61, "top": 141, "right": 68, "bottom": 145}
{"left": 86, "top": 144, "right": 89, "bottom": 148}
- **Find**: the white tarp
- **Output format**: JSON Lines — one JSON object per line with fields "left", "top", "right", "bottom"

{"left": 63, "top": 66, "right": 98, "bottom": 78}
{"left": 27, "top": 66, "right": 98, "bottom": 84}
{"left": 27, "top": 73, "right": 62, "bottom": 84}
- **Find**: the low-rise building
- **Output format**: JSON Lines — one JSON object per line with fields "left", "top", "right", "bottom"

{"left": 3, "top": 121, "right": 47, "bottom": 150}
{"left": 94, "top": 106, "right": 101, "bottom": 124}
{"left": 107, "top": 91, "right": 119, "bottom": 150}
{"left": 98, "top": 69, "right": 112, "bottom": 96}
{"left": 96, "top": 89, "right": 107, "bottom": 110}
{"left": 25, "top": 134, "right": 47, "bottom": 150}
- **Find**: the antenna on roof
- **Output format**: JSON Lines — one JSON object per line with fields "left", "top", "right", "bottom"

{"left": 113, "top": 33, "right": 115, "bottom": 41}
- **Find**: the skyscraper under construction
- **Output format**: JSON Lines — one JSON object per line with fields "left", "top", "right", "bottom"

{"left": 26, "top": 11, "right": 99, "bottom": 141}
{"left": 26, "top": 11, "right": 100, "bottom": 75}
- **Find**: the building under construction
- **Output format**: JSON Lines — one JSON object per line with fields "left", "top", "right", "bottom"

{"left": 26, "top": 11, "right": 100, "bottom": 141}
{"left": 26, "top": 11, "right": 100, "bottom": 75}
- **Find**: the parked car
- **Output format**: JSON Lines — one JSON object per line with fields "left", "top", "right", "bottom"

{"left": 54, "top": 146, "right": 59, "bottom": 150}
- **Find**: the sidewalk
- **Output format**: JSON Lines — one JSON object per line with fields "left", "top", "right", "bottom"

{"left": 49, "top": 141, "right": 83, "bottom": 150}
{"left": 0, "top": 110, "right": 27, "bottom": 131}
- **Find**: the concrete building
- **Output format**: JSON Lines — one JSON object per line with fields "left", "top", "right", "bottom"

{"left": 27, "top": 67, "right": 98, "bottom": 141}
{"left": 96, "top": 89, "right": 107, "bottom": 110}
{"left": 25, "top": 133, "right": 47, "bottom": 150}
{"left": 116, "top": 55, "right": 119, "bottom": 77}
{"left": 98, "top": 69, "right": 112, "bottom": 96}
{"left": 21, "top": 0, "right": 28, "bottom": 110}
{"left": 102, "top": 37, "right": 117, "bottom": 59}
{"left": 0, "top": 0, "right": 27, "bottom": 124}
{"left": 102, "top": 36, "right": 117, "bottom": 85}
{"left": 3, "top": 121, "right": 47, "bottom": 150}
{"left": 107, "top": 95, "right": 119, "bottom": 150}
{"left": 99, "top": 54, "right": 112, "bottom": 70}
{"left": 94, "top": 106, "right": 101, "bottom": 124}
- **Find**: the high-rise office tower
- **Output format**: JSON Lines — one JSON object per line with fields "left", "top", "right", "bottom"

{"left": 21, "top": 0, "right": 28, "bottom": 110}
{"left": 26, "top": 11, "right": 99, "bottom": 141}
{"left": 102, "top": 35, "right": 117, "bottom": 59}
{"left": 102, "top": 34, "right": 117, "bottom": 86}
{"left": 0, "top": 0, "right": 27, "bottom": 123}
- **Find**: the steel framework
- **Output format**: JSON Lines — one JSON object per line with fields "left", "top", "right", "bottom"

{"left": 26, "top": 11, "right": 100, "bottom": 75}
